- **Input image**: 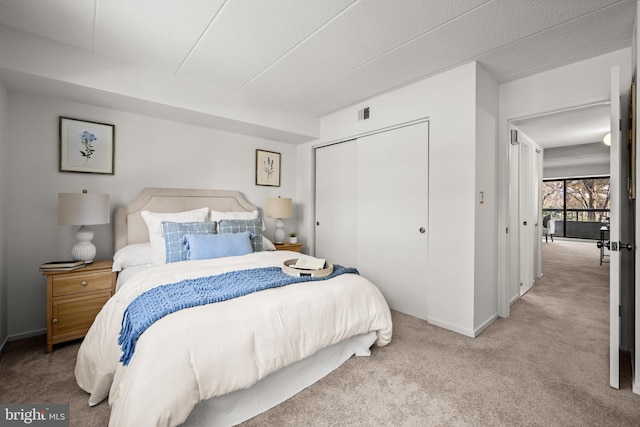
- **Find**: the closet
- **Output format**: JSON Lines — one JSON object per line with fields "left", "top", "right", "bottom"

{"left": 315, "top": 121, "right": 429, "bottom": 318}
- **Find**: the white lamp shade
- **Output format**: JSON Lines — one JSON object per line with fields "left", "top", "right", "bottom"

{"left": 58, "top": 192, "right": 110, "bottom": 225}
{"left": 58, "top": 191, "right": 110, "bottom": 263}
{"left": 267, "top": 197, "right": 292, "bottom": 244}
{"left": 266, "top": 197, "right": 292, "bottom": 219}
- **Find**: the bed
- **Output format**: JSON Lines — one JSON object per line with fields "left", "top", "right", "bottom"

{"left": 74, "top": 188, "right": 393, "bottom": 427}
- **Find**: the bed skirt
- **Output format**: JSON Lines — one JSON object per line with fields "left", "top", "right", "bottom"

{"left": 183, "top": 331, "right": 377, "bottom": 426}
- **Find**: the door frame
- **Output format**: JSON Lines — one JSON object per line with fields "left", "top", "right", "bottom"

{"left": 498, "top": 97, "right": 611, "bottom": 318}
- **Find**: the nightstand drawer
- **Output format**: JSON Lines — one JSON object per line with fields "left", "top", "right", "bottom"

{"left": 52, "top": 271, "right": 113, "bottom": 296}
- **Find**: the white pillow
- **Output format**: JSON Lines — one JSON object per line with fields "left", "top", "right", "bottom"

{"left": 262, "top": 235, "right": 276, "bottom": 251}
{"left": 141, "top": 207, "right": 210, "bottom": 264}
{"left": 113, "top": 243, "right": 155, "bottom": 271}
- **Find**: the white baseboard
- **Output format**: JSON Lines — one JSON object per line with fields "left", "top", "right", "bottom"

{"left": 509, "top": 293, "right": 519, "bottom": 305}
{"left": 8, "top": 328, "right": 46, "bottom": 341}
{"left": 427, "top": 316, "right": 475, "bottom": 338}
{"left": 474, "top": 313, "right": 499, "bottom": 337}
{"left": 427, "top": 313, "right": 498, "bottom": 338}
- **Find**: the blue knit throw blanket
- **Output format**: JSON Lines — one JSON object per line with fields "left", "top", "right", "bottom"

{"left": 118, "top": 265, "right": 358, "bottom": 365}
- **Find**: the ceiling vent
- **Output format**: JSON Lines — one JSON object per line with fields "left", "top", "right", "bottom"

{"left": 358, "top": 107, "right": 370, "bottom": 121}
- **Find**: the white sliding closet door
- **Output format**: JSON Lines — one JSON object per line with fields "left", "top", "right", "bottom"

{"left": 356, "top": 122, "right": 429, "bottom": 318}
{"left": 315, "top": 140, "right": 357, "bottom": 267}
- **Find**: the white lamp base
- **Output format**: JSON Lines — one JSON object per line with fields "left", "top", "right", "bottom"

{"left": 274, "top": 218, "right": 285, "bottom": 244}
{"left": 71, "top": 225, "right": 96, "bottom": 263}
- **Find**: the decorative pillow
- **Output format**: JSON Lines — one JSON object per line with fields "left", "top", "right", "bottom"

{"left": 112, "top": 243, "right": 155, "bottom": 271}
{"left": 141, "top": 207, "right": 210, "bottom": 264}
{"left": 182, "top": 232, "right": 253, "bottom": 260}
{"left": 162, "top": 221, "right": 217, "bottom": 263}
{"left": 218, "top": 218, "right": 264, "bottom": 252}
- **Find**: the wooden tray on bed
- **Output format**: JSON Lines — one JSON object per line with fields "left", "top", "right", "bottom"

{"left": 282, "top": 259, "right": 334, "bottom": 278}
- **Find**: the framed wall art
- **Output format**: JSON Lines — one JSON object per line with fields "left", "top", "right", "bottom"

{"left": 256, "top": 149, "right": 281, "bottom": 187}
{"left": 59, "top": 117, "right": 115, "bottom": 175}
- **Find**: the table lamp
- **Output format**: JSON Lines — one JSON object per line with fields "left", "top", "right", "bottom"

{"left": 58, "top": 189, "right": 110, "bottom": 263}
{"left": 266, "top": 197, "right": 292, "bottom": 244}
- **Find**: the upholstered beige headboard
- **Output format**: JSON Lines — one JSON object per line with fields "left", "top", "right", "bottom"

{"left": 114, "top": 188, "right": 259, "bottom": 251}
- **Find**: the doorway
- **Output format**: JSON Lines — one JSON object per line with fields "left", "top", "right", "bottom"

{"left": 507, "top": 93, "right": 635, "bottom": 390}
{"left": 509, "top": 102, "right": 612, "bottom": 302}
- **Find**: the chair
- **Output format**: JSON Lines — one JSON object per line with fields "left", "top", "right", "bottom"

{"left": 542, "top": 215, "right": 554, "bottom": 242}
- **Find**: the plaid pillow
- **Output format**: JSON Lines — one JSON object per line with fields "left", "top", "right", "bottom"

{"left": 162, "top": 221, "right": 217, "bottom": 263}
{"left": 218, "top": 218, "right": 263, "bottom": 252}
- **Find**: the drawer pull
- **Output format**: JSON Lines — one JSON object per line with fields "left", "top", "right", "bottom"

{"left": 52, "top": 318, "right": 58, "bottom": 323}
{"left": 81, "top": 281, "right": 88, "bottom": 286}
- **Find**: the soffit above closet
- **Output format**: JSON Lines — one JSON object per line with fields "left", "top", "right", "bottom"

{"left": 0, "top": 0, "right": 634, "bottom": 120}
{"left": 512, "top": 104, "right": 611, "bottom": 149}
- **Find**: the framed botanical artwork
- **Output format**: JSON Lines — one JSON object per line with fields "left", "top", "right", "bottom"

{"left": 59, "top": 117, "right": 115, "bottom": 174}
{"left": 256, "top": 149, "right": 281, "bottom": 187}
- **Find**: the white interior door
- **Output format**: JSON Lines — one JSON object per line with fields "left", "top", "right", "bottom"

{"left": 610, "top": 65, "right": 621, "bottom": 389}
{"left": 519, "top": 142, "right": 533, "bottom": 294}
{"left": 508, "top": 139, "right": 521, "bottom": 304}
{"left": 534, "top": 148, "right": 543, "bottom": 279}
{"left": 315, "top": 140, "right": 357, "bottom": 267}
{"left": 356, "top": 122, "right": 429, "bottom": 318}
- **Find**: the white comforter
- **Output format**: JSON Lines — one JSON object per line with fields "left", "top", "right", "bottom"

{"left": 75, "top": 251, "right": 393, "bottom": 427}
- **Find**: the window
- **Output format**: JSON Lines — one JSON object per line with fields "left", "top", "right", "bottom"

{"left": 542, "top": 177, "right": 610, "bottom": 239}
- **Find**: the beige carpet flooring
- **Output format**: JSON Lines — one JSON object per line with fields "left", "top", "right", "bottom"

{"left": 1, "top": 239, "right": 639, "bottom": 426}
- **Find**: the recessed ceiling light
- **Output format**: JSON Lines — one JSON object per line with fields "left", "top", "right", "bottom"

{"left": 603, "top": 132, "right": 611, "bottom": 146}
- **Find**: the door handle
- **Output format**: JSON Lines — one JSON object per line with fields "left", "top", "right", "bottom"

{"left": 609, "top": 242, "right": 633, "bottom": 251}
{"left": 419, "top": 227, "right": 426, "bottom": 234}
{"left": 523, "top": 221, "right": 527, "bottom": 226}
{"left": 619, "top": 242, "right": 634, "bottom": 251}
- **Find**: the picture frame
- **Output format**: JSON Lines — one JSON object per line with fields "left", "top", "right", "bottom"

{"left": 59, "top": 117, "right": 115, "bottom": 175}
{"left": 255, "top": 149, "right": 281, "bottom": 187}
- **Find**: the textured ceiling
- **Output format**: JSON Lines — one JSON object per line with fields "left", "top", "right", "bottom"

{"left": 512, "top": 103, "right": 611, "bottom": 149}
{"left": 512, "top": 103, "right": 612, "bottom": 171}
{"left": 0, "top": 0, "right": 635, "bottom": 121}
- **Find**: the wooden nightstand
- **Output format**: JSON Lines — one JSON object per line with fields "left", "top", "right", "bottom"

{"left": 42, "top": 259, "right": 116, "bottom": 353}
{"left": 274, "top": 242, "right": 303, "bottom": 253}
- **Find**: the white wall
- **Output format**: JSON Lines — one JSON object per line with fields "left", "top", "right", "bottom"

{"left": 474, "top": 64, "right": 499, "bottom": 332}
{"left": 301, "top": 62, "right": 499, "bottom": 337}
{"left": 499, "top": 48, "right": 632, "bottom": 310}
{"left": 5, "top": 91, "right": 299, "bottom": 338}
{"left": 543, "top": 164, "right": 610, "bottom": 179}
{"left": 0, "top": 79, "right": 8, "bottom": 349}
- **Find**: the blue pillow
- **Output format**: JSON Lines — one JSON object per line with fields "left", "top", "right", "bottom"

{"left": 182, "top": 231, "right": 253, "bottom": 260}
{"left": 162, "top": 221, "right": 217, "bottom": 263}
{"left": 218, "top": 218, "right": 263, "bottom": 252}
